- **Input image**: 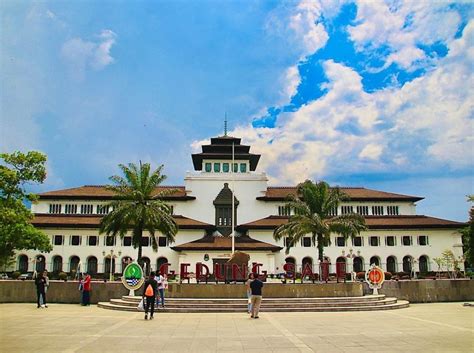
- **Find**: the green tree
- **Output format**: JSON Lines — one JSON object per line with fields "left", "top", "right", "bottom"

{"left": 460, "top": 195, "right": 474, "bottom": 269}
{"left": 99, "top": 162, "right": 178, "bottom": 266}
{"left": 0, "top": 151, "right": 52, "bottom": 269}
{"left": 274, "top": 180, "right": 367, "bottom": 262}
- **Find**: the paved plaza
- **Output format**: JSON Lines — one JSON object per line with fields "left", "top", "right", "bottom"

{"left": 0, "top": 303, "right": 473, "bottom": 353}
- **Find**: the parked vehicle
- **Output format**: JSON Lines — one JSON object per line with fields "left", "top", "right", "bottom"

{"left": 0, "top": 273, "right": 8, "bottom": 280}
{"left": 18, "top": 273, "right": 33, "bottom": 280}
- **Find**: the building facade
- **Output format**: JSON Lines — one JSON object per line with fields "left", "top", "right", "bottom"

{"left": 16, "top": 135, "right": 465, "bottom": 277}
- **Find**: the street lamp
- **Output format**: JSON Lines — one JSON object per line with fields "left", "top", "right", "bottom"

{"left": 103, "top": 250, "right": 122, "bottom": 282}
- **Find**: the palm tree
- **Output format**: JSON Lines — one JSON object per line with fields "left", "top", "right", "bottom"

{"left": 274, "top": 180, "right": 366, "bottom": 263}
{"left": 99, "top": 162, "right": 178, "bottom": 267}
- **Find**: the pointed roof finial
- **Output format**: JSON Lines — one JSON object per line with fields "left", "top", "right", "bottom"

{"left": 224, "top": 112, "right": 228, "bottom": 136}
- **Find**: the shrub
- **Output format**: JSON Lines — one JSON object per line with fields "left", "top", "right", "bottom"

{"left": 384, "top": 272, "right": 392, "bottom": 280}
{"left": 12, "top": 271, "right": 21, "bottom": 279}
{"left": 356, "top": 272, "right": 366, "bottom": 280}
{"left": 58, "top": 272, "right": 67, "bottom": 281}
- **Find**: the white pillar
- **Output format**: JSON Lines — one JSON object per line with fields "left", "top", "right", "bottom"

{"left": 267, "top": 253, "right": 275, "bottom": 274}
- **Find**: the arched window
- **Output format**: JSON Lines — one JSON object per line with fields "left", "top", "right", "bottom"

{"left": 370, "top": 256, "right": 380, "bottom": 267}
{"left": 285, "top": 257, "right": 296, "bottom": 264}
{"left": 35, "top": 255, "right": 46, "bottom": 272}
{"left": 104, "top": 257, "right": 116, "bottom": 274}
{"left": 302, "top": 257, "right": 313, "bottom": 269}
{"left": 157, "top": 257, "right": 168, "bottom": 272}
{"left": 353, "top": 257, "right": 363, "bottom": 272}
{"left": 141, "top": 257, "right": 151, "bottom": 276}
{"left": 403, "top": 256, "right": 412, "bottom": 273}
{"left": 70, "top": 256, "right": 80, "bottom": 273}
{"left": 52, "top": 256, "right": 63, "bottom": 273}
{"left": 18, "top": 255, "right": 29, "bottom": 273}
{"left": 336, "top": 256, "right": 346, "bottom": 263}
{"left": 387, "top": 256, "right": 397, "bottom": 273}
{"left": 87, "top": 256, "right": 98, "bottom": 275}
{"left": 419, "top": 255, "right": 429, "bottom": 273}
{"left": 122, "top": 256, "right": 133, "bottom": 273}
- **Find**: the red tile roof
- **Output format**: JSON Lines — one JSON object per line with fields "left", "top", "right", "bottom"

{"left": 38, "top": 185, "right": 195, "bottom": 201}
{"left": 31, "top": 214, "right": 213, "bottom": 230}
{"left": 257, "top": 187, "right": 423, "bottom": 202}
{"left": 171, "top": 235, "right": 282, "bottom": 252}
{"left": 238, "top": 215, "right": 464, "bottom": 230}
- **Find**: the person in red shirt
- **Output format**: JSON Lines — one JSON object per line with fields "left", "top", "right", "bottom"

{"left": 81, "top": 273, "right": 91, "bottom": 306}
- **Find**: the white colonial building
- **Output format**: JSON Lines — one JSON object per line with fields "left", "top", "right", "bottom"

{"left": 17, "top": 135, "right": 464, "bottom": 277}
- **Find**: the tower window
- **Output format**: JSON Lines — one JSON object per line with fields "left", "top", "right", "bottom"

{"left": 240, "top": 163, "right": 247, "bottom": 173}
{"left": 223, "top": 163, "right": 229, "bottom": 172}
{"left": 205, "top": 163, "right": 212, "bottom": 172}
{"left": 214, "top": 163, "right": 221, "bottom": 172}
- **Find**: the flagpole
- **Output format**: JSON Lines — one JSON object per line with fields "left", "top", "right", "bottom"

{"left": 231, "top": 140, "right": 235, "bottom": 255}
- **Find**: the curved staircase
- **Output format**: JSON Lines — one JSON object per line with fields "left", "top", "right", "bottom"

{"left": 98, "top": 294, "right": 409, "bottom": 312}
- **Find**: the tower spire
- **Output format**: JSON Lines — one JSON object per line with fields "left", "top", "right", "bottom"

{"left": 224, "top": 113, "right": 228, "bottom": 136}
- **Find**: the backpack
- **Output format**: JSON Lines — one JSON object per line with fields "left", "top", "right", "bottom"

{"left": 145, "top": 284, "right": 153, "bottom": 296}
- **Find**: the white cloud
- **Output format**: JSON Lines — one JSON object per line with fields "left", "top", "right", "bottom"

{"left": 61, "top": 29, "right": 116, "bottom": 80}
{"left": 206, "top": 19, "right": 473, "bottom": 185}
{"left": 348, "top": 1, "right": 462, "bottom": 70}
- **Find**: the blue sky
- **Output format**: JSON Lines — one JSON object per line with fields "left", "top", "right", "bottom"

{"left": 1, "top": 1, "right": 473, "bottom": 221}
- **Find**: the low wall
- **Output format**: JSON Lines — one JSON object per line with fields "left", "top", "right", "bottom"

{"left": 363, "top": 279, "right": 474, "bottom": 303}
{"left": 1, "top": 279, "right": 472, "bottom": 304}
{"left": 0, "top": 280, "right": 362, "bottom": 303}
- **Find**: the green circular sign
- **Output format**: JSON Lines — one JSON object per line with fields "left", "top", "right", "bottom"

{"left": 121, "top": 262, "right": 144, "bottom": 290}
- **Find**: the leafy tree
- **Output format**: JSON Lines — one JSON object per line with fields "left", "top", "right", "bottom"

{"left": 274, "top": 180, "right": 367, "bottom": 262}
{"left": 0, "top": 151, "right": 52, "bottom": 269}
{"left": 460, "top": 195, "right": 474, "bottom": 268}
{"left": 99, "top": 162, "right": 178, "bottom": 267}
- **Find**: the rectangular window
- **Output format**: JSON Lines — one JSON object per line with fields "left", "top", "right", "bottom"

{"left": 341, "top": 206, "right": 353, "bottom": 215}
{"left": 80, "top": 204, "right": 94, "bottom": 214}
{"left": 169, "top": 205, "right": 174, "bottom": 215}
{"left": 372, "top": 206, "right": 384, "bottom": 215}
{"left": 123, "top": 236, "right": 132, "bottom": 246}
{"left": 386, "top": 236, "right": 396, "bottom": 246}
{"left": 233, "top": 163, "right": 238, "bottom": 173}
{"left": 284, "top": 237, "right": 293, "bottom": 248}
{"left": 336, "top": 237, "right": 345, "bottom": 247}
{"left": 352, "top": 236, "right": 363, "bottom": 247}
{"left": 205, "top": 163, "right": 212, "bottom": 172}
{"left": 213, "top": 163, "right": 221, "bottom": 172}
{"left": 88, "top": 236, "right": 98, "bottom": 246}
{"left": 240, "top": 163, "right": 247, "bottom": 173}
{"left": 141, "top": 237, "right": 149, "bottom": 247}
{"left": 105, "top": 236, "right": 115, "bottom": 246}
{"left": 158, "top": 237, "right": 167, "bottom": 247}
{"left": 418, "top": 235, "right": 429, "bottom": 246}
{"left": 328, "top": 207, "right": 338, "bottom": 216}
{"left": 369, "top": 236, "right": 379, "bottom": 246}
{"left": 71, "top": 235, "right": 81, "bottom": 246}
{"left": 97, "top": 205, "right": 110, "bottom": 215}
{"left": 222, "top": 163, "right": 229, "bottom": 172}
{"left": 402, "top": 236, "right": 412, "bottom": 246}
{"left": 53, "top": 235, "right": 63, "bottom": 246}
{"left": 49, "top": 204, "right": 62, "bottom": 214}
{"left": 64, "top": 204, "right": 78, "bottom": 214}
{"left": 302, "top": 237, "right": 311, "bottom": 247}
{"left": 356, "top": 206, "right": 369, "bottom": 215}
{"left": 278, "top": 205, "right": 291, "bottom": 216}
{"left": 387, "top": 206, "right": 399, "bottom": 215}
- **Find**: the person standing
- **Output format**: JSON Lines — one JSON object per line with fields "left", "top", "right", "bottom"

{"left": 142, "top": 271, "right": 158, "bottom": 320}
{"left": 156, "top": 273, "right": 168, "bottom": 308}
{"left": 250, "top": 274, "right": 263, "bottom": 319}
{"left": 245, "top": 273, "right": 255, "bottom": 314}
{"left": 81, "top": 272, "right": 91, "bottom": 306}
{"left": 35, "top": 272, "right": 47, "bottom": 308}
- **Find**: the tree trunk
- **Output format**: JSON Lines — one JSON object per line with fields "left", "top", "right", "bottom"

{"left": 317, "top": 233, "right": 324, "bottom": 262}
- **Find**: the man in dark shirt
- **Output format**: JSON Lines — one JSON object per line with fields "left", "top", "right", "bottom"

{"left": 142, "top": 271, "right": 158, "bottom": 320}
{"left": 249, "top": 275, "right": 264, "bottom": 318}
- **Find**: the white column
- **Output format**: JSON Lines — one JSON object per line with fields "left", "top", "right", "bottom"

{"left": 267, "top": 253, "right": 275, "bottom": 274}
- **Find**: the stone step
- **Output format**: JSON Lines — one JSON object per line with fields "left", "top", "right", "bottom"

{"left": 121, "top": 294, "right": 386, "bottom": 304}
{"left": 109, "top": 297, "right": 398, "bottom": 308}
{"left": 97, "top": 300, "right": 409, "bottom": 312}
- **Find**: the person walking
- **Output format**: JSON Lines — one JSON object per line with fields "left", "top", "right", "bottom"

{"left": 250, "top": 274, "right": 263, "bottom": 319}
{"left": 142, "top": 271, "right": 158, "bottom": 320}
{"left": 35, "top": 272, "right": 47, "bottom": 308}
{"left": 245, "top": 273, "right": 255, "bottom": 314}
{"left": 81, "top": 272, "right": 91, "bottom": 306}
